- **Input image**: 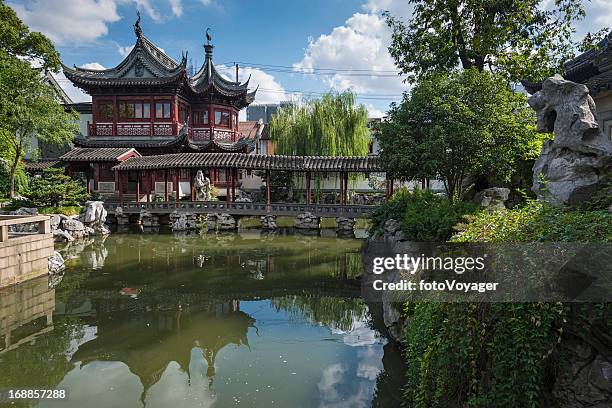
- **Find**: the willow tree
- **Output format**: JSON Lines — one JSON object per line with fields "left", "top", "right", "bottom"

{"left": 270, "top": 91, "right": 370, "bottom": 156}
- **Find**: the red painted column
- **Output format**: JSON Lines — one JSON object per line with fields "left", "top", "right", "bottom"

{"left": 146, "top": 173, "right": 150, "bottom": 203}
{"left": 231, "top": 168, "right": 236, "bottom": 201}
{"left": 151, "top": 171, "right": 156, "bottom": 199}
{"left": 389, "top": 178, "right": 394, "bottom": 197}
{"left": 93, "top": 164, "right": 99, "bottom": 191}
{"left": 225, "top": 168, "right": 231, "bottom": 203}
{"left": 344, "top": 172, "right": 349, "bottom": 205}
{"left": 339, "top": 171, "right": 344, "bottom": 205}
{"left": 113, "top": 96, "right": 118, "bottom": 136}
{"left": 190, "top": 169, "right": 195, "bottom": 201}
{"left": 118, "top": 172, "right": 123, "bottom": 206}
{"left": 266, "top": 170, "right": 271, "bottom": 206}
{"left": 136, "top": 172, "right": 141, "bottom": 202}
{"left": 173, "top": 170, "right": 179, "bottom": 205}
{"left": 306, "top": 172, "right": 311, "bottom": 205}
{"left": 164, "top": 170, "right": 168, "bottom": 202}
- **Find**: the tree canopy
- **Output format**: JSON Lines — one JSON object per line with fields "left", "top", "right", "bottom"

{"left": 377, "top": 69, "right": 542, "bottom": 200}
{"left": 270, "top": 92, "right": 370, "bottom": 156}
{"left": 0, "top": 0, "right": 60, "bottom": 71}
{"left": 0, "top": 53, "right": 77, "bottom": 197}
{"left": 385, "top": 0, "right": 592, "bottom": 82}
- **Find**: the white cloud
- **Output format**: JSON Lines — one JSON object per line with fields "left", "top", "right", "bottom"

{"left": 8, "top": 0, "right": 121, "bottom": 44}
{"left": 364, "top": 104, "right": 386, "bottom": 118}
{"left": 294, "top": 11, "right": 408, "bottom": 96}
{"left": 118, "top": 45, "right": 135, "bottom": 57}
{"left": 79, "top": 62, "right": 106, "bottom": 70}
{"left": 216, "top": 64, "right": 291, "bottom": 105}
{"left": 574, "top": 0, "right": 612, "bottom": 39}
{"left": 134, "top": 0, "right": 162, "bottom": 22}
{"left": 168, "top": 0, "right": 183, "bottom": 17}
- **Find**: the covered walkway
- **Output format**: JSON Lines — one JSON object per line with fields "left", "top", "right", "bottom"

{"left": 111, "top": 152, "right": 393, "bottom": 207}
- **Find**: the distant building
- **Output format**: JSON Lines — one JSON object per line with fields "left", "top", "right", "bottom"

{"left": 246, "top": 102, "right": 292, "bottom": 124}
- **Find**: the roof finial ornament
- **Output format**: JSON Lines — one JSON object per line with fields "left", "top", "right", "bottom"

{"left": 206, "top": 28, "right": 212, "bottom": 45}
{"left": 134, "top": 11, "right": 142, "bottom": 37}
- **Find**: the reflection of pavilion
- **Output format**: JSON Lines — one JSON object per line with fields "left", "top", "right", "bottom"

{"left": 0, "top": 276, "right": 55, "bottom": 354}
{"left": 71, "top": 300, "right": 255, "bottom": 398}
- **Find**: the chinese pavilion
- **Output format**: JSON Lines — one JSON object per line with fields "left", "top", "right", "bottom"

{"left": 51, "top": 16, "right": 384, "bottom": 204}
{"left": 62, "top": 15, "right": 257, "bottom": 156}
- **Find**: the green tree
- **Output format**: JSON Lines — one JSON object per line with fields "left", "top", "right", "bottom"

{"left": 270, "top": 91, "right": 370, "bottom": 156}
{"left": 26, "top": 167, "right": 88, "bottom": 207}
{"left": 0, "top": 53, "right": 77, "bottom": 197}
{"left": 0, "top": 0, "right": 61, "bottom": 71}
{"left": 385, "top": 0, "right": 589, "bottom": 82}
{"left": 377, "top": 69, "right": 542, "bottom": 201}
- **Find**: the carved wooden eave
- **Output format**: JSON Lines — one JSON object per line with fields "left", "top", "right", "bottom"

{"left": 563, "top": 31, "right": 612, "bottom": 97}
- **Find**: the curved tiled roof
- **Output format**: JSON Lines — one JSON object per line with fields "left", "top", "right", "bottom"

{"left": 60, "top": 147, "right": 138, "bottom": 162}
{"left": 188, "top": 45, "right": 257, "bottom": 107}
{"left": 113, "top": 153, "right": 381, "bottom": 172}
{"left": 62, "top": 29, "right": 187, "bottom": 91}
{"left": 72, "top": 126, "right": 254, "bottom": 153}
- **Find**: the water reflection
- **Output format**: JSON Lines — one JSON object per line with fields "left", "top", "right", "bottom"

{"left": 0, "top": 233, "right": 404, "bottom": 407}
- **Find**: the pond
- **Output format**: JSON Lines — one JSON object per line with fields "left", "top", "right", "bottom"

{"left": 0, "top": 232, "right": 405, "bottom": 408}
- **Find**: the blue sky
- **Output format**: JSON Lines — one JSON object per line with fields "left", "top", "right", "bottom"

{"left": 8, "top": 0, "right": 612, "bottom": 118}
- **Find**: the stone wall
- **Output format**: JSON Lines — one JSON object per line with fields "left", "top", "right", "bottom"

{"left": 0, "top": 275, "right": 54, "bottom": 351}
{"left": 0, "top": 233, "right": 54, "bottom": 287}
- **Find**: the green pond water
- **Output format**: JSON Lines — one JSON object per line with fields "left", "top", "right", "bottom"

{"left": 0, "top": 232, "right": 405, "bottom": 408}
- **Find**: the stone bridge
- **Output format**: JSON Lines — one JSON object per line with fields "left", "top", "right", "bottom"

{"left": 104, "top": 201, "right": 375, "bottom": 218}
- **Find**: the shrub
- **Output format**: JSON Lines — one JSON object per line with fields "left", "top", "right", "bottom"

{"left": 402, "top": 189, "right": 479, "bottom": 241}
{"left": 402, "top": 202, "right": 611, "bottom": 408}
{"left": 26, "top": 168, "right": 89, "bottom": 207}
{"left": 370, "top": 188, "right": 479, "bottom": 241}
{"left": 453, "top": 201, "right": 612, "bottom": 243}
{"left": 369, "top": 187, "right": 413, "bottom": 233}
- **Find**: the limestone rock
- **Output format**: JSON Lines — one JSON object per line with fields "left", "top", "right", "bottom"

{"left": 61, "top": 218, "right": 87, "bottom": 239}
{"left": 53, "top": 229, "right": 74, "bottom": 242}
{"left": 552, "top": 328, "right": 612, "bottom": 407}
{"left": 260, "top": 214, "right": 277, "bottom": 230}
{"left": 8, "top": 207, "right": 39, "bottom": 232}
{"left": 81, "top": 201, "right": 110, "bottom": 234}
{"left": 114, "top": 207, "right": 130, "bottom": 225}
{"left": 48, "top": 251, "right": 65, "bottom": 275}
{"left": 294, "top": 212, "right": 320, "bottom": 229}
{"left": 336, "top": 217, "right": 356, "bottom": 237}
{"left": 528, "top": 75, "right": 612, "bottom": 207}
{"left": 473, "top": 187, "right": 510, "bottom": 211}
{"left": 207, "top": 213, "right": 236, "bottom": 231}
{"left": 383, "top": 219, "right": 405, "bottom": 242}
{"left": 139, "top": 210, "right": 159, "bottom": 227}
{"left": 170, "top": 211, "right": 199, "bottom": 231}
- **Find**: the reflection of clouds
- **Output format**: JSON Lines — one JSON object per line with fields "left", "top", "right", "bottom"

{"left": 317, "top": 344, "right": 385, "bottom": 407}
{"left": 39, "top": 361, "right": 142, "bottom": 408}
{"left": 317, "top": 362, "right": 376, "bottom": 408}
{"left": 332, "top": 318, "right": 382, "bottom": 347}
{"left": 318, "top": 363, "right": 347, "bottom": 401}
{"left": 145, "top": 348, "right": 217, "bottom": 408}
{"left": 356, "top": 347, "right": 382, "bottom": 381}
